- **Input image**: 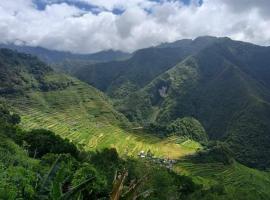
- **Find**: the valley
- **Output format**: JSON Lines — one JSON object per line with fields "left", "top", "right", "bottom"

{"left": 7, "top": 82, "right": 200, "bottom": 158}
{"left": 1, "top": 0, "right": 270, "bottom": 199}
{"left": 1, "top": 38, "right": 270, "bottom": 199}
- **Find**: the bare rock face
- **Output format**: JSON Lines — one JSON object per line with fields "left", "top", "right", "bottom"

{"left": 158, "top": 86, "right": 167, "bottom": 97}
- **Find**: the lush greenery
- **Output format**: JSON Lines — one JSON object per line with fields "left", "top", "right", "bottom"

{"left": 0, "top": 48, "right": 74, "bottom": 94}
{"left": 72, "top": 37, "right": 270, "bottom": 169}
{"left": 18, "top": 129, "right": 78, "bottom": 158}
{"left": 1, "top": 41, "right": 270, "bottom": 199}
{"left": 147, "top": 117, "right": 208, "bottom": 142}
{"left": 0, "top": 107, "right": 223, "bottom": 200}
{"left": 6, "top": 38, "right": 270, "bottom": 168}
{"left": 1, "top": 107, "right": 269, "bottom": 199}
{"left": 137, "top": 39, "right": 270, "bottom": 169}
{"left": 72, "top": 36, "right": 218, "bottom": 94}
{"left": 0, "top": 49, "right": 198, "bottom": 159}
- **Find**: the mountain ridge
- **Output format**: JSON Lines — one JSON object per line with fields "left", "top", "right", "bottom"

{"left": 127, "top": 39, "right": 270, "bottom": 168}
{"left": 0, "top": 43, "right": 131, "bottom": 63}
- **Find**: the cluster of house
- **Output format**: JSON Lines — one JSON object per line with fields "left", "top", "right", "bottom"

{"left": 138, "top": 150, "right": 177, "bottom": 170}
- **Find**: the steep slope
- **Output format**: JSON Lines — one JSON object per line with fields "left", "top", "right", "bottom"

{"left": 175, "top": 161, "right": 270, "bottom": 200}
{"left": 1, "top": 101, "right": 269, "bottom": 200}
{"left": 1, "top": 47, "right": 270, "bottom": 200}
{"left": 72, "top": 36, "right": 218, "bottom": 98}
{"left": 0, "top": 48, "right": 199, "bottom": 159}
{"left": 121, "top": 39, "right": 270, "bottom": 168}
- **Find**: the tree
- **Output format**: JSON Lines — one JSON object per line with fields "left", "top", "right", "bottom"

{"left": 20, "top": 129, "right": 78, "bottom": 158}
{"left": 167, "top": 117, "right": 208, "bottom": 142}
{"left": 9, "top": 113, "right": 21, "bottom": 125}
{"left": 71, "top": 163, "right": 107, "bottom": 199}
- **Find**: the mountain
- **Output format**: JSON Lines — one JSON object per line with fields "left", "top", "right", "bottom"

{"left": 1, "top": 47, "right": 270, "bottom": 200}
{"left": 71, "top": 36, "right": 219, "bottom": 97}
{"left": 2, "top": 105, "right": 270, "bottom": 200}
{"left": 0, "top": 48, "right": 200, "bottom": 158}
{"left": 61, "top": 37, "right": 270, "bottom": 169}
{"left": 0, "top": 43, "right": 131, "bottom": 64}
{"left": 122, "top": 38, "right": 270, "bottom": 169}
{"left": 0, "top": 97, "right": 206, "bottom": 199}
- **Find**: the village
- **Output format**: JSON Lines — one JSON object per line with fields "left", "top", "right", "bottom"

{"left": 138, "top": 150, "right": 177, "bottom": 170}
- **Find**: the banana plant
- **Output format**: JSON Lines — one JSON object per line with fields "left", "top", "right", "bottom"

{"left": 37, "top": 154, "right": 95, "bottom": 200}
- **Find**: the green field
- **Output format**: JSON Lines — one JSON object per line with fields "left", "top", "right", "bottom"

{"left": 175, "top": 161, "right": 270, "bottom": 199}
{"left": 6, "top": 78, "right": 200, "bottom": 159}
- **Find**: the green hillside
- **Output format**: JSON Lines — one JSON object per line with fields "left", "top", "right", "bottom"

{"left": 1, "top": 45, "right": 270, "bottom": 200}
{"left": 175, "top": 161, "right": 270, "bottom": 200}
{"left": 0, "top": 105, "right": 207, "bottom": 199}
{"left": 7, "top": 80, "right": 199, "bottom": 159}
{"left": 0, "top": 48, "right": 199, "bottom": 159}
{"left": 71, "top": 36, "right": 218, "bottom": 98}
{"left": 115, "top": 38, "right": 270, "bottom": 169}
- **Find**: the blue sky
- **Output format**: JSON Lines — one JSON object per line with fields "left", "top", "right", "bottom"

{"left": 0, "top": 0, "right": 269, "bottom": 53}
{"left": 33, "top": 0, "right": 203, "bottom": 14}
{"left": 34, "top": 0, "right": 101, "bottom": 13}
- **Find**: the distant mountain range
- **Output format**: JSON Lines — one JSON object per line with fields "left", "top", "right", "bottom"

{"left": 0, "top": 43, "right": 131, "bottom": 64}
{"left": 2, "top": 38, "right": 270, "bottom": 200}
{"left": 46, "top": 36, "right": 270, "bottom": 169}
{"left": 1, "top": 36, "right": 270, "bottom": 169}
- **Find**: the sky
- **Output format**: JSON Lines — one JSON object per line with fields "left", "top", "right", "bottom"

{"left": 0, "top": 0, "right": 270, "bottom": 53}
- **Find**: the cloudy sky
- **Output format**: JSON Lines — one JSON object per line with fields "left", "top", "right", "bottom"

{"left": 0, "top": 0, "right": 270, "bottom": 53}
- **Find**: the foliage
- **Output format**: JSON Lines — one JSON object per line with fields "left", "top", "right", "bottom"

{"left": 18, "top": 129, "right": 78, "bottom": 158}
{"left": 146, "top": 117, "right": 208, "bottom": 142}
{"left": 0, "top": 106, "right": 21, "bottom": 125}
{"left": 96, "top": 38, "right": 270, "bottom": 169}
{"left": 0, "top": 165, "right": 36, "bottom": 199}
{"left": 190, "top": 142, "right": 234, "bottom": 165}
{"left": 1, "top": 45, "right": 270, "bottom": 200}
{"left": 167, "top": 117, "right": 208, "bottom": 142}
{"left": 71, "top": 163, "right": 107, "bottom": 199}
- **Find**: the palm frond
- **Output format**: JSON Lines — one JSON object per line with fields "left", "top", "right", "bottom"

{"left": 39, "top": 155, "right": 63, "bottom": 194}
{"left": 60, "top": 177, "right": 95, "bottom": 200}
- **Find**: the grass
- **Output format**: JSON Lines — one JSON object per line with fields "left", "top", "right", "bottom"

{"left": 7, "top": 78, "right": 200, "bottom": 159}
{"left": 175, "top": 161, "right": 270, "bottom": 200}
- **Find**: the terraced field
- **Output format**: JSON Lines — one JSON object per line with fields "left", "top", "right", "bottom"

{"left": 7, "top": 79, "right": 200, "bottom": 159}
{"left": 175, "top": 161, "right": 270, "bottom": 199}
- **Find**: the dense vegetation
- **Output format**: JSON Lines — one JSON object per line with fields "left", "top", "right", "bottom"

{"left": 1, "top": 39, "right": 270, "bottom": 199}
{"left": 0, "top": 48, "right": 201, "bottom": 160}
{"left": 135, "top": 39, "right": 270, "bottom": 169}
{"left": 1, "top": 105, "right": 269, "bottom": 199}
{"left": 146, "top": 117, "right": 208, "bottom": 142}
{"left": 66, "top": 37, "right": 270, "bottom": 169}
{"left": 0, "top": 48, "right": 75, "bottom": 95}
{"left": 0, "top": 106, "right": 229, "bottom": 199}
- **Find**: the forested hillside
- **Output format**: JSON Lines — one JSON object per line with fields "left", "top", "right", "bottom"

{"left": 49, "top": 37, "right": 270, "bottom": 169}
{"left": 0, "top": 48, "right": 205, "bottom": 199}
{"left": 1, "top": 104, "right": 210, "bottom": 199}
{"left": 72, "top": 36, "right": 218, "bottom": 98}
{"left": 1, "top": 41, "right": 270, "bottom": 199}
{"left": 0, "top": 49, "right": 202, "bottom": 159}
{"left": 117, "top": 38, "right": 270, "bottom": 169}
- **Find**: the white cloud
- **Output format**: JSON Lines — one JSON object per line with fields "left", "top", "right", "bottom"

{"left": 79, "top": 0, "right": 155, "bottom": 11}
{"left": 0, "top": 0, "right": 270, "bottom": 53}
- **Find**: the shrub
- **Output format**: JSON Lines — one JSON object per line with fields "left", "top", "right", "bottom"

{"left": 19, "top": 129, "right": 78, "bottom": 158}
